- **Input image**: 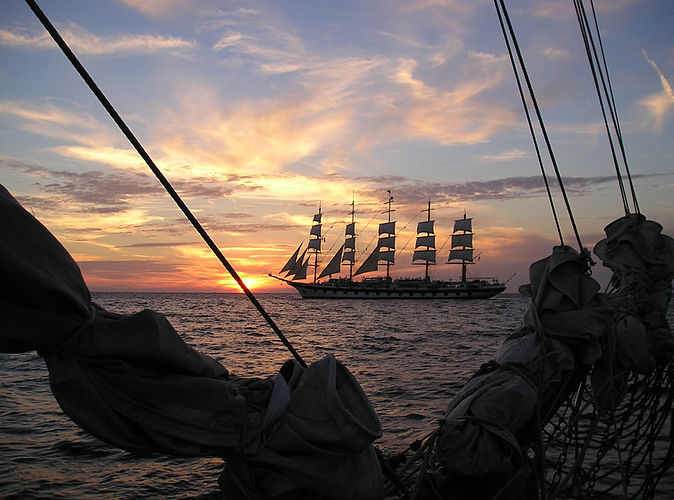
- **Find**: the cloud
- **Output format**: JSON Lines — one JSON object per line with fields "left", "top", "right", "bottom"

{"left": 0, "top": 22, "right": 196, "bottom": 56}
{"left": 0, "top": 99, "right": 116, "bottom": 148}
{"left": 542, "top": 47, "right": 570, "bottom": 61}
{"left": 640, "top": 51, "right": 674, "bottom": 131}
{"left": 479, "top": 149, "right": 530, "bottom": 162}
{"left": 116, "top": 0, "right": 203, "bottom": 18}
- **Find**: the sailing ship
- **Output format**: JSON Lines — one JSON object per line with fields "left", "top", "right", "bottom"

{"left": 271, "top": 194, "right": 506, "bottom": 299}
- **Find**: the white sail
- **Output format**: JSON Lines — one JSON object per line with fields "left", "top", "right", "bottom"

{"left": 378, "top": 250, "right": 395, "bottom": 263}
{"left": 279, "top": 243, "right": 302, "bottom": 274}
{"left": 318, "top": 245, "right": 343, "bottom": 279}
{"left": 342, "top": 250, "right": 355, "bottom": 263}
{"left": 417, "top": 220, "right": 434, "bottom": 234}
{"left": 451, "top": 233, "right": 473, "bottom": 248}
{"left": 313, "top": 213, "right": 322, "bottom": 223}
{"left": 454, "top": 218, "right": 472, "bottom": 233}
{"left": 308, "top": 238, "right": 321, "bottom": 251}
{"left": 292, "top": 257, "right": 310, "bottom": 280}
{"left": 416, "top": 235, "right": 435, "bottom": 248}
{"left": 310, "top": 224, "right": 322, "bottom": 237}
{"left": 378, "top": 236, "right": 396, "bottom": 249}
{"left": 353, "top": 247, "right": 379, "bottom": 276}
{"left": 413, "top": 249, "right": 436, "bottom": 263}
{"left": 378, "top": 221, "right": 395, "bottom": 235}
{"left": 345, "top": 238, "right": 356, "bottom": 250}
{"left": 345, "top": 222, "right": 355, "bottom": 236}
{"left": 449, "top": 248, "right": 474, "bottom": 262}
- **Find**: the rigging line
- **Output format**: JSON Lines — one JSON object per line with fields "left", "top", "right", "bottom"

{"left": 25, "top": 0, "right": 307, "bottom": 368}
{"left": 573, "top": 0, "right": 630, "bottom": 215}
{"left": 498, "top": 0, "right": 584, "bottom": 252}
{"left": 588, "top": 0, "right": 640, "bottom": 214}
{"left": 493, "top": 0, "right": 564, "bottom": 246}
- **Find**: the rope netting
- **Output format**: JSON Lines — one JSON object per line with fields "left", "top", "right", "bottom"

{"left": 540, "top": 364, "right": 674, "bottom": 498}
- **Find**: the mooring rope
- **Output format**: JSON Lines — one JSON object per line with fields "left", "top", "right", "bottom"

{"left": 25, "top": 0, "right": 307, "bottom": 368}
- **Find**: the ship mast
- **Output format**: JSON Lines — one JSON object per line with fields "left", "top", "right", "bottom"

{"left": 347, "top": 195, "right": 355, "bottom": 279}
{"left": 385, "top": 191, "right": 394, "bottom": 280}
{"left": 412, "top": 199, "right": 436, "bottom": 281}
{"left": 424, "top": 199, "right": 432, "bottom": 280}
{"left": 309, "top": 203, "right": 322, "bottom": 283}
{"left": 448, "top": 211, "right": 474, "bottom": 283}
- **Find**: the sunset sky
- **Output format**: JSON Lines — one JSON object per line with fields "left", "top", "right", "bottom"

{"left": 1, "top": 0, "right": 672, "bottom": 294}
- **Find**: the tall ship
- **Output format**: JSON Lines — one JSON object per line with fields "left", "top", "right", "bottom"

{"left": 271, "top": 194, "right": 506, "bottom": 299}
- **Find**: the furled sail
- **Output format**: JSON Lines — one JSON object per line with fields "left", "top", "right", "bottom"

{"left": 318, "top": 245, "right": 343, "bottom": 279}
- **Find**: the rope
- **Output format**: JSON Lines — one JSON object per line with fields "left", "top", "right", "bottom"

{"left": 496, "top": 0, "right": 585, "bottom": 252}
{"left": 493, "top": 0, "right": 565, "bottom": 246}
{"left": 586, "top": 0, "right": 641, "bottom": 214}
{"left": 573, "top": 0, "right": 631, "bottom": 216}
{"left": 25, "top": 0, "right": 307, "bottom": 368}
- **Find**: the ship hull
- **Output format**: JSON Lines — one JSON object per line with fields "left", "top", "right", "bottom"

{"left": 272, "top": 276, "right": 506, "bottom": 299}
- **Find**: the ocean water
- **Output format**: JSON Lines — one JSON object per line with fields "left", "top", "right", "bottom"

{"left": 1, "top": 292, "right": 671, "bottom": 498}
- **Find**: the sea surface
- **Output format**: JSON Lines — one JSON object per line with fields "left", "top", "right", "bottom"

{"left": 1, "top": 292, "right": 671, "bottom": 499}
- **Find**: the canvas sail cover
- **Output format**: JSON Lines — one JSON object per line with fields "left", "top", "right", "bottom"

{"left": 345, "top": 222, "right": 355, "bottom": 236}
{"left": 318, "top": 245, "right": 343, "bottom": 279}
{"left": 378, "top": 221, "right": 395, "bottom": 235}
{"left": 308, "top": 238, "right": 321, "bottom": 251}
{"left": 378, "top": 236, "right": 395, "bottom": 249}
{"left": 0, "top": 185, "right": 383, "bottom": 499}
{"left": 430, "top": 219, "right": 673, "bottom": 493}
{"left": 449, "top": 248, "right": 473, "bottom": 262}
{"left": 353, "top": 248, "right": 379, "bottom": 276}
{"left": 454, "top": 217, "right": 472, "bottom": 233}
{"left": 451, "top": 233, "right": 473, "bottom": 248}
{"left": 310, "top": 224, "right": 322, "bottom": 237}
{"left": 280, "top": 244, "right": 302, "bottom": 274}
{"left": 416, "top": 235, "right": 435, "bottom": 248}
{"left": 413, "top": 249, "right": 436, "bottom": 263}
{"left": 417, "top": 220, "right": 434, "bottom": 234}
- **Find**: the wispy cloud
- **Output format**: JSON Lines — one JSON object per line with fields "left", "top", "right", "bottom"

{"left": 479, "top": 149, "right": 530, "bottom": 162}
{"left": 640, "top": 50, "right": 674, "bottom": 131}
{"left": 0, "top": 22, "right": 196, "bottom": 56}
